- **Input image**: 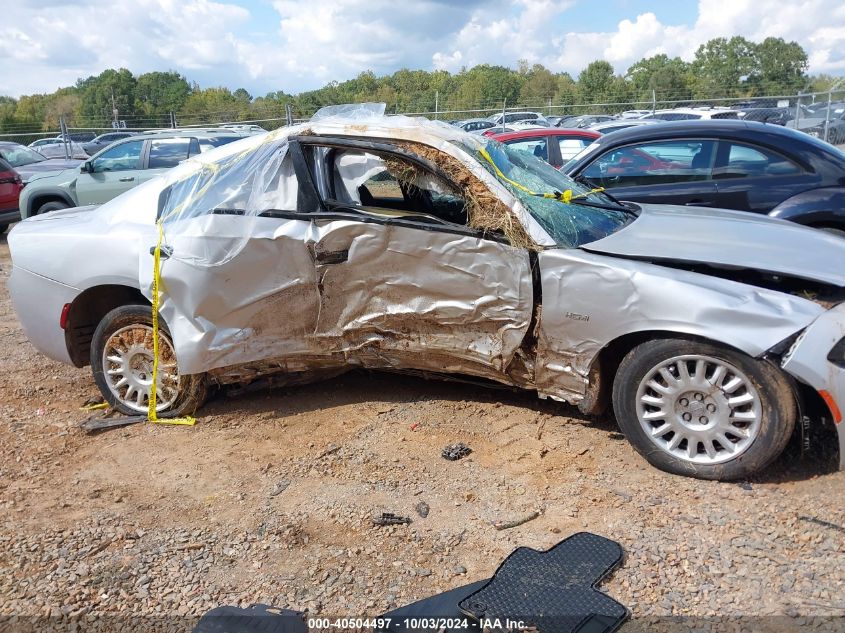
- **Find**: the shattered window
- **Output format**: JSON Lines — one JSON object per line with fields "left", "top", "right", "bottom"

{"left": 312, "top": 147, "right": 469, "bottom": 227}
{"left": 460, "top": 138, "right": 634, "bottom": 247}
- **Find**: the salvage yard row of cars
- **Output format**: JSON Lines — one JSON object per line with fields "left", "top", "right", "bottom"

{"left": 5, "top": 104, "right": 845, "bottom": 482}
{"left": 453, "top": 100, "right": 845, "bottom": 143}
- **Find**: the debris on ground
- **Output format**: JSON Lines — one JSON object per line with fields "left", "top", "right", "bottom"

{"left": 317, "top": 443, "right": 341, "bottom": 459}
{"left": 415, "top": 501, "right": 430, "bottom": 518}
{"left": 493, "top": 510, "right": 541, "bottom": 531}
{"left": 441, "top": 442, "right": 472, "bottom": 461}
{"left": 269, "top": 480, "right": 291, "bottom": 497}
{"left": 372, "top": 513, "right": 412, "bottom": 527}
{"left": 799, "top": 515, "right": 845, "bottom": 534}
{"left": 79, "top": 415, "right": 145, "bottom": 432}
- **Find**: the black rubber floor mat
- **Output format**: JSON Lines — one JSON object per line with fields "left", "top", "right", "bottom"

{"left": 192, "top": 604, "right": 307, "bottom": 633}
{"left": 380, "top": 580, "right": 488, "bottom": 632}
{"left": 457, "top": 532, "right": 627, "bottom": 633}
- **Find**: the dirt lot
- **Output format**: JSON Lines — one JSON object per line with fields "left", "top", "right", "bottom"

{"left": 1, "top": 235, "right": 844, "bottom": 631}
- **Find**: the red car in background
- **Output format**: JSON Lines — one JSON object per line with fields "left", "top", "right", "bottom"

{"left": 0, "top": 157, "right": 24, "bottom": 235}
{"left": 489, "top": 128, "right": 600, "bottom": 169}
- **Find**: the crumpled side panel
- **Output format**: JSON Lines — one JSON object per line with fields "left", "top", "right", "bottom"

{"left": 309, "top": 219, "right": 532, "bottom": 373}
{"left": 147, "top": 215, "right": 320, "bottom": 375}
{"left": 535, "top": 249, "right": 825, "bottom": 404}
{"left": 149, "top": 214, "right": 533, "bottom": 382}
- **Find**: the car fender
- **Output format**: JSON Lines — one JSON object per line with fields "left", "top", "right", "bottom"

{"left": 20, "top": 183, "right": 77, "bottom": 219}
{"left": 769, "top": 187, "right": 845, "bottom": 228}
{"left": 533, "top": 248, "right": 825, "bottom": 404}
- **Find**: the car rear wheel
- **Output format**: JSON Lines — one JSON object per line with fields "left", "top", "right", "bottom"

{"left": 91, "top": 305, "right": 207, "bottom": 417}
{"left": 612, "top": 338, "right": 795, "bottom": 480}
{"left": 0, "top": 224, "right": 7, "bottom": 235}
{"left": 36, "top": 200, "right": 69, "bottom": 215}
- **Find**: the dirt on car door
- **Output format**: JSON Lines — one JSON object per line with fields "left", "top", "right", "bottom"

{"left": 297, "top": 139, "right": 534, "bottom": 381}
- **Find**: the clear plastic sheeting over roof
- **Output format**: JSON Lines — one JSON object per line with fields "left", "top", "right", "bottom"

{"left": 156, "top": 133, "right": 297, "bottom": 267}
{"left": 310, "top": 102, "right": 386, "bottom": 121}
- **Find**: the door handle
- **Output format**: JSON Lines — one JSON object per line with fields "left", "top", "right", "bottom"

{"left": 314, "top": 249, "right": 349, "bottom": 265}
{"left": 119, "top": 176, "right": 135, "bottom": 182}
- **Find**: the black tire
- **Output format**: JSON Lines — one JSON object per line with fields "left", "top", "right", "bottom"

{"left": 91, "top": 305, "right": 207, "bottom": 417}
{"left": 36, "top": 200, "right": 69, "bottom": 215}
{"left": 612, "top": 338, "right": 796, "bottom": 480}
{"left": 0, "top": 224, "right": 7, "bottom": 235}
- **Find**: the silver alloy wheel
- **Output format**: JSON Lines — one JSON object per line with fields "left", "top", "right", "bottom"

{"left": 102, "top": 324, "right": 180, "bottom": 413}
{"left": 635, "top": 354, "right": 762, "bottom": 465}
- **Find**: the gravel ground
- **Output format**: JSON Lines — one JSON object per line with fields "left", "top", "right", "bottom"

{"left": 1, "top": 235, "right": 844, "bottom": 632}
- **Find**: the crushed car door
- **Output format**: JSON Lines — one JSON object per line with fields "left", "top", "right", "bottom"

{"left": 292, "top": 137, "right": 533, "bottom": 380}
{"left": 150, "top": 141, "right": 322, "bottom": 378}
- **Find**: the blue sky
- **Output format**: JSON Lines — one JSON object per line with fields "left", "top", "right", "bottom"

{"left": 1, "top": 0, "right": 843, "bottom": 98}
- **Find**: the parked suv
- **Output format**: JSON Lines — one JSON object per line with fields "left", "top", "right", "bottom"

{"left": 19, "top": 132, "right": 243, "bottom": 218}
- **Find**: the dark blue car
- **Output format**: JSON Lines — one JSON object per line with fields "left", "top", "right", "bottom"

{"left": 563, "top": 120, "right": 845, "bottom": 235}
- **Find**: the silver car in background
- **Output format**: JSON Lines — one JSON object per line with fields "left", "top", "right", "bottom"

{"left": 8, "top": 112, "right": 845, "bottom": 480}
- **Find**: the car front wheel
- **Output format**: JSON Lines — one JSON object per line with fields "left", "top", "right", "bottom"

{"left": 36, "top": 200, "right": 69, "bottom": 215}
{"left": 91, "top": 305, "right": 207, "bottom": 417}
{"left": 612, "top": 338, "right": 796, "bottom": 480}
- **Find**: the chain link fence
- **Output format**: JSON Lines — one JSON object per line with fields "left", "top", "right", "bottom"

{"left": 2, "top": 89, "right": 844, "bottom": 148}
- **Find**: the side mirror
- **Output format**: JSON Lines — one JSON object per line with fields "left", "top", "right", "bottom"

{"left": 81, "top": 161, "right": 92, "bottom": 173}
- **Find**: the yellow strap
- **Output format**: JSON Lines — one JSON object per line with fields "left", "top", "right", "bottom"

{"left": 148, "top": 221, "right": 196, "bottom": 426}
{"left": 79, "top": 402, "right": 109, "bottom": 411}
{"left": 477, "top": 147, "right": 604, "bottom": 203}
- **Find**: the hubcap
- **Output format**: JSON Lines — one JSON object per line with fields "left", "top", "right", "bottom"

{"left": 635, "top": 354, "right": 762, "bottom": 465}
{"left": 102, "top": 325, "right": 180, "bottom": 413}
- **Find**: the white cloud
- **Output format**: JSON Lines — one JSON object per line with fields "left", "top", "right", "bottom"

{"left": 549, "top": 0, "right": 845, "bottom": 78}
{"left": 0, "top": 0, "right": 843, "bottom": 98}
{"left": 0, "top": 0, "right": 251, "bottom": 96}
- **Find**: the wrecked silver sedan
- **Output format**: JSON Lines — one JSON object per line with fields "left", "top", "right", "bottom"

{"left": 8, "top": 108, "right": 845, "bottom": 480}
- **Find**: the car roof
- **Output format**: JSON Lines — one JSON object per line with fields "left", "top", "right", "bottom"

{"left": 491, "top": 128, "right": 600, "bottom": 141}
{"left": 591, "top": 119, "right": 842, "bottom": 150}
{"left": 116, "top": 131, "right": 247, "bottom": 142}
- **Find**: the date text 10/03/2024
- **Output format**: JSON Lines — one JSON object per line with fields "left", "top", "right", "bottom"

{"left": 307, "top": 618, "right": 528, "bottom": 630}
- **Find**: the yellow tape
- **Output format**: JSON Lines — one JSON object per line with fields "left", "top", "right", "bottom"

{"left": 148, "top": 221, "right": 197, "bottom": 427}
{"left": 477, "top": 147, "right": 604, "bottom": 203}
{"left": 79, "top": 402, "right": 109, "bottom": 411}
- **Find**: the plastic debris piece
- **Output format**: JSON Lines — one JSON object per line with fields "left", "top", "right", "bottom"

{"left": 442, "top": 443, "right": 472, "bottom": 461}
{"left": 372, "top": 513, "right": 412, "bottom": 527}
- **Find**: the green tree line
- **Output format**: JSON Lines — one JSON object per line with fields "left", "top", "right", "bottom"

{"left": 0, "top": 35, "right": 837, "bottom": 135}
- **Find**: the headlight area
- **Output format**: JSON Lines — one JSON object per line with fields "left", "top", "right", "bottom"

{"left": 780, "top": 306, "right": 845, "bottom": 469}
